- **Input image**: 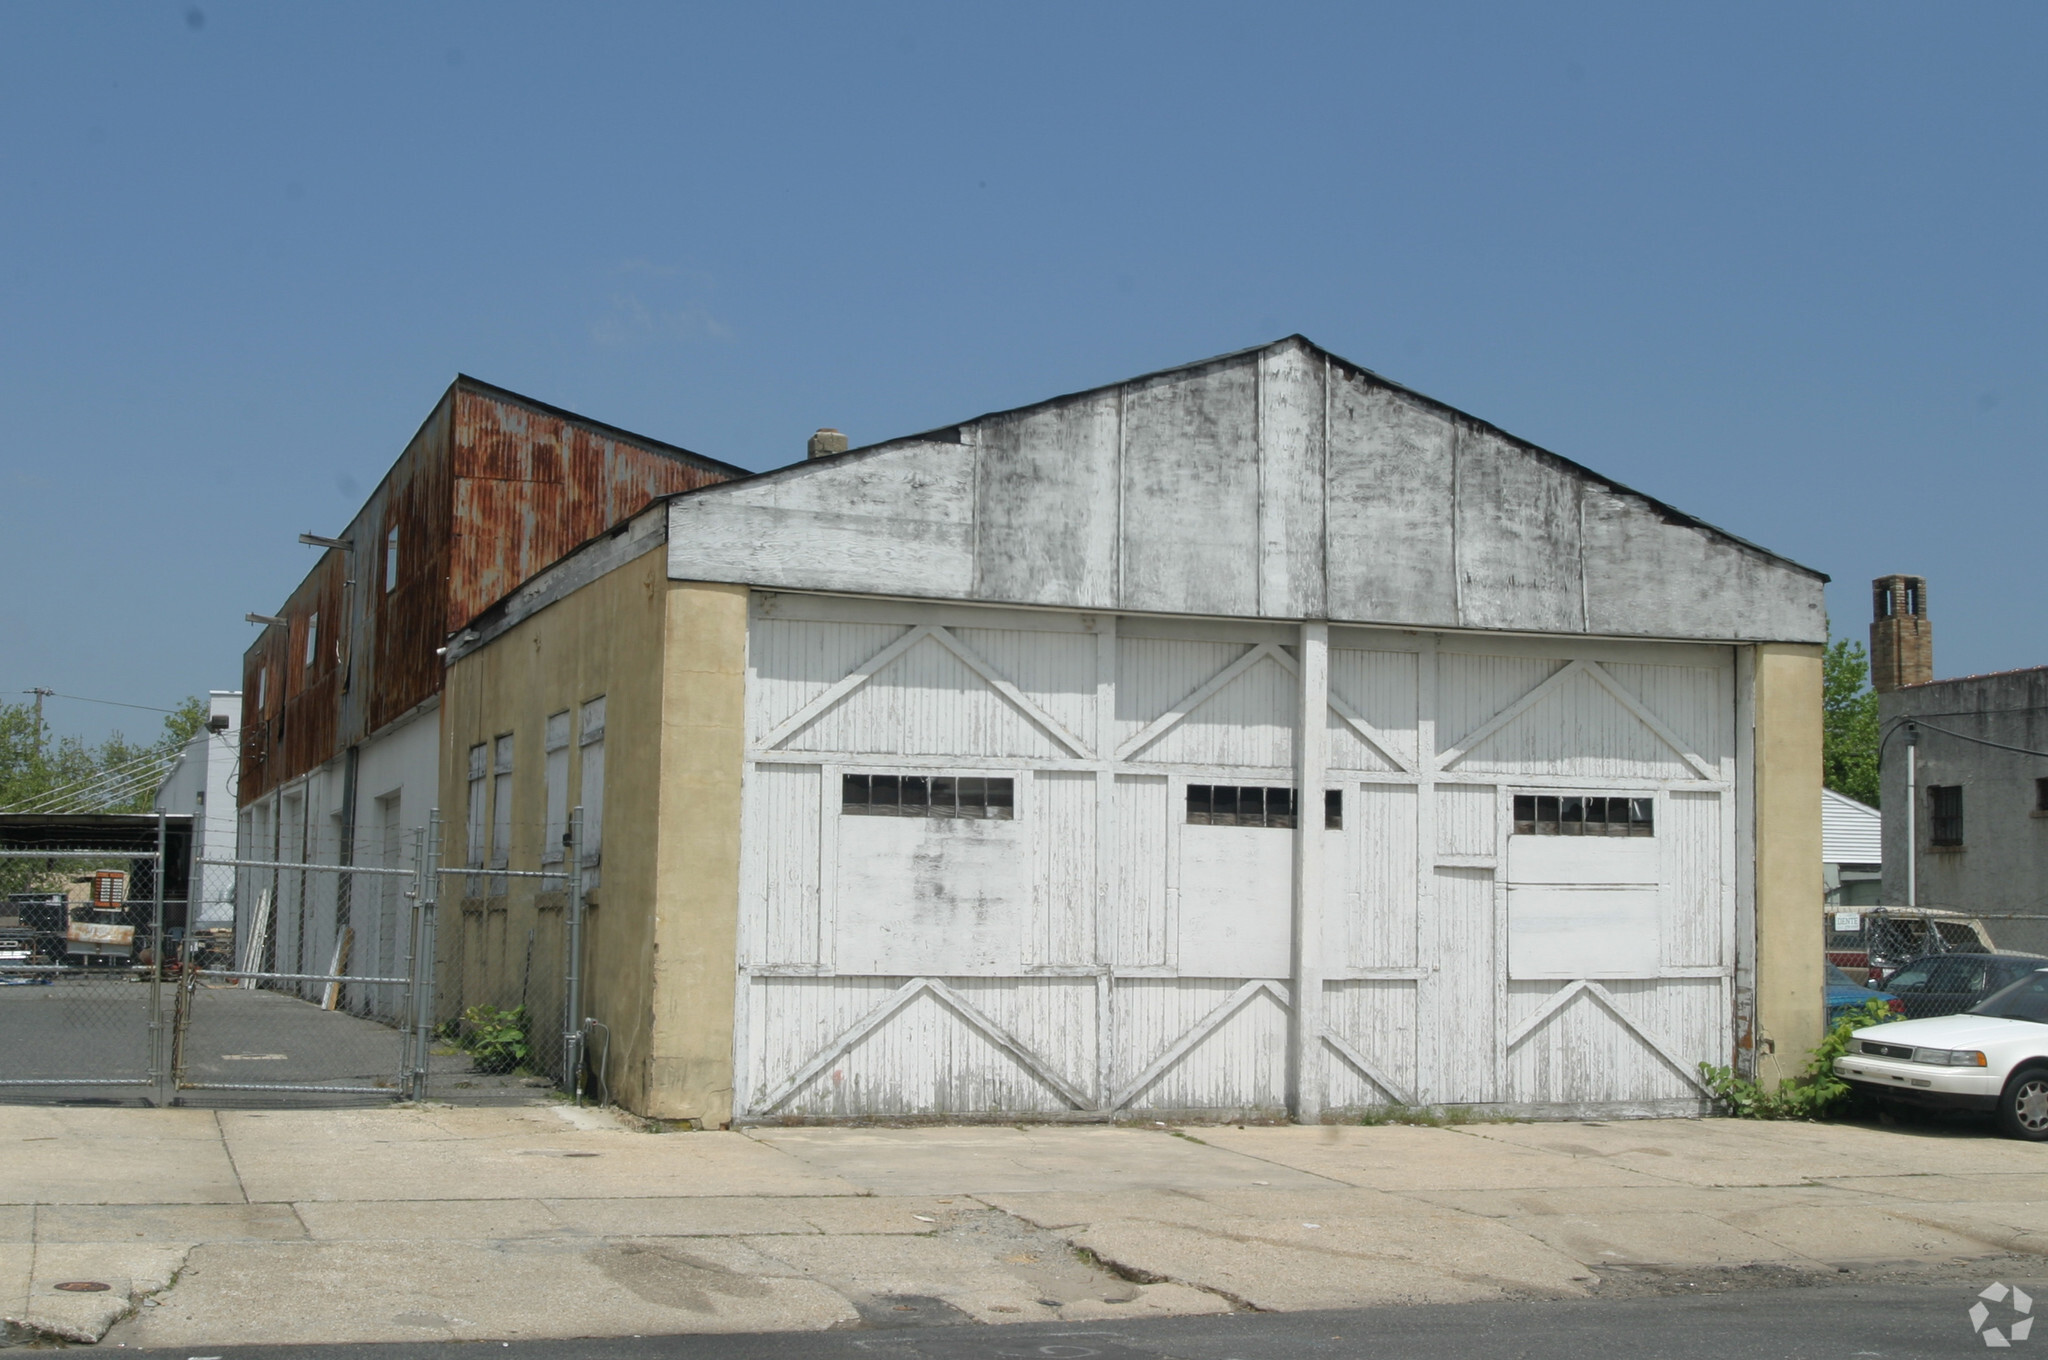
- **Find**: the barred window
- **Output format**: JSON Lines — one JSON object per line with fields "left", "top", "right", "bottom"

{"left": 843, "top": 773, "right": 1015, "bottom": 820}
{"left": 1513, "top": 793, "right": 1654, "bottom": 836}
{"left": 1930, "top": 785, "right": 1964, "bottom": 847}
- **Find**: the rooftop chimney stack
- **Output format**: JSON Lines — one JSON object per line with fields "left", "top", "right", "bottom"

{"left": 1869, "top": 574, "right": 1932, "bottom": 692}
{"left": 807, "top": 428, "right": 848, "bottom": 459}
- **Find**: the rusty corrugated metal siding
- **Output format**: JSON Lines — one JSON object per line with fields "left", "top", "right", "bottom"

{"left": 445, "top": 388, "right": 730, "bottom": 634}
{"left": 240, "top": 550, "right": 344, "bottom": 803}
{"left": 238, "top": 378, "right": 737, "bottom": 808}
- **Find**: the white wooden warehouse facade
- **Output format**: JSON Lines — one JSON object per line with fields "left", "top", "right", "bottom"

{"left": 448, "top": 335, "right": 1826, "bottom": 1123}
{"left": 737, "top": 594, "right": 1739, "bottom": 1119}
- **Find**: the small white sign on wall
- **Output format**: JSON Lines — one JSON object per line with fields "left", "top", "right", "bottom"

{"left": 1833, "top": 911, "right": 1861, "bottom": 934}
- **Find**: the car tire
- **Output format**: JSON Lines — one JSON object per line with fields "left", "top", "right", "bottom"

{"left": 1997, "top": 1068, "right": 2048, "bottom": 1141}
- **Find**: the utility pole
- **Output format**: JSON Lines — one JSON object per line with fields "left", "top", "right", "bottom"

{"left": 25, "top": 688, "right": 53, "bottom": 751}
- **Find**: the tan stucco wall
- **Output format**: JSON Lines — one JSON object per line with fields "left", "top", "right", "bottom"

{"left": 1753, "top": 642, "right": 1825, "bottom": 1084}
{"left": 437, "top": 547, "right": 672, "bottom": 1111}
{"left": 644, "top": 581, "right": 749, "bottom": 1123}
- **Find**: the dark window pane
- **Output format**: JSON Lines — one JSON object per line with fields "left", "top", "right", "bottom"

{"left": 1535, "top": 796, "right": 1560, "bottom": 833}
{"left": 1187, "top": 784, "right": 1212, "bottom": 825}
{"left": 986, "top": 778, "right": 1014, "bottom": 820}
{"left": 1325, "top": 788, "right": 1343, "bottom": 830}
{"left": 929, "top": 776, "right": 958, "bottom": 819}
{"left": 957, "top": 776, "right": 985, "bottom": 817}
{"left": 843, "top": 773, "right": 870, "bottom": 812}
{"left": 900, "top": 775, "right": 930, "bottom": 816}
{"left": 1267, "top": 787, "right": 1296, "bottom": 830}
{"left": 1560, "top": 796, "right": 1584, "bottom": 834}
{"left": 1212, "top": 785, "right": 1240, "bottom": 827}
{"left": 871, "top": 774, "right": 900, "bottom": 815}
{"left": 1630, "top": 798, "right": 1655, "bottom": 835}
{"left": 1931, "top": 785, "right": 1964, "bottom": 846}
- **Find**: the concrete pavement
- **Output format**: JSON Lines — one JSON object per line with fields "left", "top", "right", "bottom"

{"left": 0, "top": 1103, "right": 2043, "bottom": 1346}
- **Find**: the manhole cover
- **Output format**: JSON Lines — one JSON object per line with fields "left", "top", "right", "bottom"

{"left": 54, "top": 1282, "right": 110, "bottom": 1293}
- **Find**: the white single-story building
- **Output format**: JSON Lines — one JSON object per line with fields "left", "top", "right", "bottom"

{"left": 441, "top": 336, "right": 1828, "bottom": 1123}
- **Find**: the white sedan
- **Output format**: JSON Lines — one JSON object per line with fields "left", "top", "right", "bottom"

{"left": 1835, "top": 967, "right": 2048, "bottom": 1139}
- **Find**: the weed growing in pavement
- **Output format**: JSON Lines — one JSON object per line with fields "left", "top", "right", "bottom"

{"left": 1697, "top": 998, "right": 1899, "bottom": 1119}
{"left": 1350, "top": 1104, "right": 1483, "bottom": 1127}
{"left": 455, "top": 1003, "right": 533, "bottom": 1074}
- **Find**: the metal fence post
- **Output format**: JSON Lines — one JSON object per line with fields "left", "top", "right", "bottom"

{"left": 415, "top": 811, "right": 441, "bottom": 1101}
{"left": 150, "top": 810, "right": 166, "bottom": 1103}
{"left": 397, "top": 826, "right": 424, "bottom": 1099}
{"left": 563, "top": 807, "right": 585, "bottom": 1099}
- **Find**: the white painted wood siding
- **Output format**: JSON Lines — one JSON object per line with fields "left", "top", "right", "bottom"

{"left": 736, "top": 594, "right": 1737, "bottom": 1121}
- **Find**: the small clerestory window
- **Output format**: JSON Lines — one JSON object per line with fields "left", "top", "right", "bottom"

{"left": 1513, "top": 793, "right": 1654, "bottom": 837}
{"left": 1186, "top": 785, "right": 1344, "bottom": 830}
{"left": 843, "top": 773, "right": 1014, "bottom": 820}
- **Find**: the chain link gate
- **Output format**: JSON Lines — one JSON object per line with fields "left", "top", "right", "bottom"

{"left": 0, "top": 823, "right": 170, "bottom": 1101}
{"left": 175, "top": 838, "right": 430, "bottom": 1100}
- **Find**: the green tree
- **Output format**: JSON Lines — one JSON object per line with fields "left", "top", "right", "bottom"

{"left": 1823, "top": 638, "right": 1881, "bottom": 808}
{"left": 0, "top": 695, "right": 211, "bottom": 893}
{"left": 0, "top": 694, "right": 211, "bottom": 815}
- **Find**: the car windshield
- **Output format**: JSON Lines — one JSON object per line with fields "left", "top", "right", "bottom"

{"left": 1969, "top": 970, "right": 2048, "bottom": 1024}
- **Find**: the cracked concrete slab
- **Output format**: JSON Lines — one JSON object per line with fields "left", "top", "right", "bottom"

{"left": 220, "top": 1107, "right": 863, "bottom": 1202}
{"left": 744, "top": 1125, "right": 1331, "bottom": 1194}
{"left": 1193, "top": 1124, "right": 1670, "bottom": 1190}
{"left": 110, "top": 1237, "right": 858, "bottom": 1347}
{"left": 0, "top": 1103, "right": 2019, "bottom": 1349}
{"left": 10, "top": 1241, "right": 188, "bottom": 1344}
{"left": 2, "top": 1110, "right": 240, "bottom": 1205}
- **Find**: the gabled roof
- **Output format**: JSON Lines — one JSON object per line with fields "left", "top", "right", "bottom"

{"left": 661, "top": 335, "right": 1828, "bottom": 644}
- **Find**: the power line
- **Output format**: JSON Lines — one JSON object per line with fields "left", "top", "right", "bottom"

{"left": 1883, "top": 717, "right": 2048, "bottom": 762}
{"left": 19, "top": 690, "right": 177, "bottom": 716}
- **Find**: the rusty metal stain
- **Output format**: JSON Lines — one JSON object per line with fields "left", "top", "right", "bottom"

{"left": 444, "top": 388, "right": 729, "bottom": 634}
{"left": 240, "top": 380, "right": 736, "bottom": 808}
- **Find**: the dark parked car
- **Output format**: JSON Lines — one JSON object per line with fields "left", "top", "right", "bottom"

{"left": 1879, "top": 952, "right": 2048, "bottom": 1021}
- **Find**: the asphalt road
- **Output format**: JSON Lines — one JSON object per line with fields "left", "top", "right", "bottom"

{"left": 101, "top": 1285, "right": 2007, "bottom": 1359}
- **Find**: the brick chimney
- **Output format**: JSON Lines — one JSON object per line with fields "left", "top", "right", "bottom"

{"left": 1869, "top": 574, "right": 1932, "bottom": 692}
{"left": 806, "top": 428, "right": 848, "bottom": 459}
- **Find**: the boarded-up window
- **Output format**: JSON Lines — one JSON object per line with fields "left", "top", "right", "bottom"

{"left": 305, "top": 613, "right": 319, "bottom": 671}
{"left": 465, "top": 743, "right": 488, "bottom": 872}
{"left": 580, "top": 697, "right": 605, "bottom": 889}
{"left": 543, "top": 711, "right": 570, "bottom": 865}
{"left": 490, "top": 735, "right": 514, "bottom": 871}
{"left": 384, "top": 526, "right": 400, "bottom": 594}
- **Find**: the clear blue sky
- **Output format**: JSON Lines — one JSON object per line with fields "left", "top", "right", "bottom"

{"left": 3, "top": 2, "right": 2042, "bottom": 745}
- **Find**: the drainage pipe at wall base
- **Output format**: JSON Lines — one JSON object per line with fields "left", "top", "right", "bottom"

{"left": 563, "top": 806, "right": 585, "bottom": 1101}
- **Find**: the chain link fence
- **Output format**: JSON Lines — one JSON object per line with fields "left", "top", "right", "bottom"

{"left": 2, "top": 810, "right": 592, "bottom": 1106}
{"left": 427, "top": 809, "right": 589, "bottom": 1101}
{"left": 0, "top": 834, "right": 169, "bottom": 1099}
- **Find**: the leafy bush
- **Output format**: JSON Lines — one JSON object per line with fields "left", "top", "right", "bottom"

{"left": 459, "top": 1003, "right": 532, "bottom": 1074}
{"left": 1698, "top": 998, "right": 1899, "bottom": 1119}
